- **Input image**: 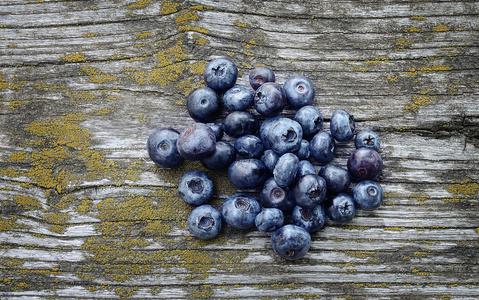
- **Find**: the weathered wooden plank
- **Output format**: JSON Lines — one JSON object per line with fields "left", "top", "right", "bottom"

{"left": 1, "top": 0, "right": 478, "bottom": 299}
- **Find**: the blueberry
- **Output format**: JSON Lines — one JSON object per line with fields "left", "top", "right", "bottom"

{"left": 178, "top": 171, "right": 214, "bottom": 206}
{"left": 223, "top": 111, "right": 259, "bottom": 138}
{"left": 249, "top": 66, "right": 276, "bottom": 90}
{"left": 255, "top": 208, "right": 284, "bottom": 233}
{"left": 347, "top": 148, "right": 383, "bottom": 180}
{"left": 265, "top": 117, "right": 303, "bottom": 155}
{"left": 223, "top": 86, "right": 254, "bottom": 111}
{"left": 292, "top": 204, "right": 326, "bottom": 233}
{"left": 273, "top": 153, "right": 299, "bottom": 188}
{"left": 228, "top": 159, "right": 268, "bottom": 189}
{"left": 294, "top": 105, "right": 323, "bottom": 138}
{"left": 259, "top": 115, "right": 283, "bottom": 150}
{"left": 188, "top": 204, "right": 222, "bottom": 239}
{"left": 326, "top": 193, "right": 356, "bottom": 223}
{"left": 318, "top": 164, "right": 351, "bottom": 194}
{"left": 186, "top": 86, "right": 220, "bottom": 123}
{"left": 292, "top": 174, "right": 327, "bottom": 209}
{"left": 260, "top": 177, "right": 295, "bottom": 212}
{"left": 353, "top": 180, "right": 384, "bottom": 210}
{"left": 297, "top": 160, "right": 316, "bottom": 178}
{"left": 221, "top": 193, "right": 261, "bottom": 229}
{"left": 147, "top": 127, "right": 184, "bottom": 168}
{"left": 204, "top": 58, "right": 238, "bottom": 92}
{"left": 261, "top": 149, "right": 280, "bottom": 173}
{"left": 283, "top": 75, "right": 315, "bottom": 109}
{"left": 234, "top": 134, "right": 264, "bottom": 158}
{"left": 295, "top": 139, "right": 310, "bottom": 160}
{"left": 176, "top": 123, "right": 216, "bottom": 161}
{"left": 355, "top": 129, "right": 381, "bottom": 152}
{"left": 206, "top": 123, "right": 223, "bottom": 141}
{"left": 254, "top": 82, "right": 287, "bottom": 117}
{"left": 271, "top": 224, "right": 311, "bottom": 260}
{"left": 201, "top": 141, "right": 236, "bottom": 170}
{"left": 330, "top": 109, "right": 355, "bottom": 142}
{"left": 309, "top": 131, "right": 335, "bottom": 164}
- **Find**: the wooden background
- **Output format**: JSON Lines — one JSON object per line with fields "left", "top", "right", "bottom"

{"left": 1, "top": 0, "right": 478, "bottom": 299}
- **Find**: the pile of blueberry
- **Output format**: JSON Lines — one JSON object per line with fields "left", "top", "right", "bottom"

{"left": 147, "top": 58, "right": 384, "bottom": 260}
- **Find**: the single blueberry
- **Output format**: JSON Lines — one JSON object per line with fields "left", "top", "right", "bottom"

{"left": 249, "top": 66, "right": 275, "bottom": 90}
{"left": 201, "top": 141, "right": 236, "bottom": 170}
{"left": 347, "top": 148, "right": 383, "bottom": 181}
{"left": 228, "top": 159, "right": 268, "bottom": 189}
{"left": 234, "top": 134, "right": 264, "bottom": 158}
{"left": 259, "top": 115, "right": 283, "bottom": 150}
{"left": 318, "top": 164, "right": 351, "bottom": 194}
{"left": 283, "top": 75, "right": 315, "bottom": 109}
{"left": 223, "top": 86, "right": 254, "bottom": 111}
{"left": 326, "top": 193, "right": 356, "bottom": 223}
{"left": 221, "top": 193, "right": 261, "bottom": 229}
{"left": 265, "top": 117, "right": 303, "bottom": 155}
{"left": 186, "top": 86, "right": 220, "bottom": 123}
{"left": 206, "top": 123, "right": 223, "bottom": 141}
{"left": 271, "top": 224, "right": 311, "bottom": 260}
{"left": 330, "top": 109, "right": 355, "bottom": 142}
{"left": 204, "top": 58, "right": 238, "bottom": 92}
{"left": 292, "top": 204, "right": 326, "bottom": 233}
{"left": 294, "top": 105, "right": 323, "bottom": 138}
{"left": 353, "top": 180, "right": 384, "bottom": 210}
{"left": 188, "top": 204, "right": 222, "bottom": 239}
{"left": 295, "top": 139, "right": 310, "bottom": 160}
{"left": 176, "top": 123, "right": 216, "bottom": 161}
{"left": 254, "top": 82, "right": 287, "bottom": 117}
{"left": 260, "top": 177, "right": 295, "bottom": 213}
{"left": 255, "top": 208, "right": 284, "bottom": 233}
{"left": 147, "top": 127, "right": 184, "bottom": 168}
{"left": 178, "top": 171, "right": 214, "bottom": 206}
{"left": 292, "top": 174, "right": 327, "bottom": 209}
{"left": 297, "top": 160, "right": 316, "bottom": 178}
{"left": 309, "top": 131, "right": 335, "bottom": 164}
{"left": 223, "top": 111, "right": 259, "bottom": 138}
{"left": 261, "top": 149, "right": 280, "bottom": 173}
{"left": 273, "top": 153, "right": 299, "bottom": 188}
{"left": 355, "top": 129, "right": 381, "bottom": 152}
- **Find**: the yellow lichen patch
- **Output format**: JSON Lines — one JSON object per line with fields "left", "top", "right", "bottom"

{"left": 178, "top": 25, "right": 209, "bottom": 34}
{"left": 364, "top": 56, "right": 389, "bottom": 65}
{"left": 0, "top": 73, "right": 25, "bottom": 91}
{"left": 80, "top": 66, "right": 117, "bottom": 84}
{"left": 13, "top": 195, "right": 42, "bottom": 211}
{"left": 395, "top": 38, "right": 412, "bottom": 51}
{"left": 404, "top": 27, "right": 422, "bottom": 33}
{"left": 60, "top": 53, "right": 85, "bottom": 63}
{"left": 75, "top": 198, "right": 93, "bottom": 214}
{"left": 161, "top": 0, "right": 180, "bottom": 14}
{"left": 43, "top": 212, "right": 72, "bottom": 234}
{"left": 410, "top": 16, "right": 425, "bottom": 20}
{"left": 128, "top": 0, "right": 149, "bottom": 9}
{"left": 414, "top": 251, "right": 431, "bottom": 257}
{"left": 446, "top": 180, "right": 479, "bottom": 195}
{"left": 136, "top": 32, "right": 151, "bottom": 39}
{"left": 387, "top": 75, "right": 398, "bottom": 82}
{"left": 175, "top": 6, "right": 201, "bottom": 24}
{"left": 235, "top": 22, "right": 248, "bottom": 27}
{"left": 433, "top": 25, "right": 450, "bottom": 32}
{"left": 403, "top": 95, "right": 434, "bottom": 112}
{"left": 408, "top": 193, "right": 430, "bottom": 206}
{"left": 412, "top": 268, "right": 430, "bottom": 277}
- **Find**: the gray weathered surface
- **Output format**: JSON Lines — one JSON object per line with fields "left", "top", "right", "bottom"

{"left": 0, "top": 0, "right": 478, "bottom": 299}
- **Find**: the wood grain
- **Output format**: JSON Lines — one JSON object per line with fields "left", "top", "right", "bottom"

{"left": 1, "top": 0, "right": 478, "bottom": 299}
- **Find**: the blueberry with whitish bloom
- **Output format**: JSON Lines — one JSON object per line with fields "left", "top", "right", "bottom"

{"left": 273, "top": 153, "right": 299, "bottom": 188}
{"left": 353, "top": 180, "right": 384, "bottom": 210}
{"left": 188, "top": 204, "right": 222, "bottom": 239}
{"left": 355, "top": 129, "right": 381, "bottom": 152}
{"left": 178, "top": 171, "right": 214, "bottom": 206}
{"left": 260, "top": 177, "right": 295, "bottom": 213}
{"left": 204, "top": 58, "right": 238, "bottom": 92}
{"left": 222, "top": 111, "right": 259, "bottom": 138}
{"left": 223, "top": 86, "right": 254, "bottom": 111}
{"left": 222, "top": 193, "right": 261, "bottom": 230}
{"left": 283, "top": 75, "right": 315, "bottom": 109}
{"left": 318, "top": 164, "right": 351, "bottom": 194}
{"left": 326, "top": 193, "right": 356, "bottom": 223}
{"left": 147, "top": 127, "right": 184, "bottom": 168}
{"left": 254, "top": 82, "right": 286, "bottom": 117}
{"left": 176, "top": 123, "right": 216, "bottom": 161}
{"left": 292, "top": 204, "right": 326, "bottom": 233}
{"left": 201, "top": 141, "right": 236, "bottom": 170}
{"left": 228, "top": 159, "right": 268, "bottom": 189}
{"left": 330, "top": 109, "right": 355, "bottom": 142}
{"left": 292, "top": 174, "right": 327, "bottom": 209}
{"left": 309, "top": 131, "right": 335, "bottom": 164}
{"left": 271, "top": 224, "right": 311, "bottom": 260}
{"left": 294, "top": 105, "right": 323, "bottom": 138}
{"left": 255, "top": 208, "right": 284, "bottom": 233}
{"left": 234, "top": 134, "right": 264, "bottom": 158}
